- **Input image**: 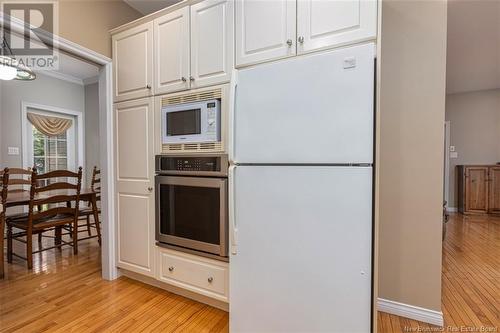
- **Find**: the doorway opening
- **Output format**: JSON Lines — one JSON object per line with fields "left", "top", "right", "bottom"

{"left": 441, "top": 0, "right": 500, "bottom": 330}
{"left": 0, "top": 18, "right": 115, "bottom": 280}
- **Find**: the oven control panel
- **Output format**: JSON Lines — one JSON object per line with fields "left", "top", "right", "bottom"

{"left": 156, "top": 155, "right": 228, "bottom": 176}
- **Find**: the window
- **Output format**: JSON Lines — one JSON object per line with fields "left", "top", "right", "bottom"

{"left": 33, "top": 127, "right": 69, "bottom": 173}
{"left": 25, "top": 108, "right": 78, "bottom": 174}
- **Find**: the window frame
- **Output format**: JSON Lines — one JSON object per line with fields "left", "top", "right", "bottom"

{"left": 21, "top": 102, "right": 84, "bottom": 182}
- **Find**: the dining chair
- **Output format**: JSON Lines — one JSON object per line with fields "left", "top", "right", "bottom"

{"left": 0, "top": 167, "right": 32, "bottom": 223}
{"left": 0, "top": 171, "right": 8, "bottom": 278}
{"left": 64, "top": 167, "right": 102, "bottom": 244}
{"left": 6, "top": 167, "right": 82, "bottom": 270}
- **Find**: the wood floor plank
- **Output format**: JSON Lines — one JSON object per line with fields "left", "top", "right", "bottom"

{"left": 2, "top": 212, "right": 499, "bottom": 332}
{"left": 378, "top": 213, "right": 500, "bottom": 332}
{"left": 0, "top": 234, "right": 228, "bottom": 332}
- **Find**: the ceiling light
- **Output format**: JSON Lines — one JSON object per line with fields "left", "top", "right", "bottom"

{"left": 0, "top": 38, "right": 36, "bottom": 81}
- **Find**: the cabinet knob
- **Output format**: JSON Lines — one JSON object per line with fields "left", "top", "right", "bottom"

{"left": 146, "top": 84, "right": 151, "bottom": 89}
{"left": 189, "top": 76, "right": 195, "bottom": 82}
{"left": 208, "top": 277, "right": 213, "bottom": 283}
{"left": 168, "top": 266, "right": 174, "bottom": 272}
{"left": 147, "top": 187, "right": 153, "bottom": 192}
{"left": 181, "top": 76, "right": 187, "bottom": 82}
{"left": 298, "top": 36, "right": 304, "bottom": 44}
{"left": 286, "top": 39, "right": 293, "bottom": 47}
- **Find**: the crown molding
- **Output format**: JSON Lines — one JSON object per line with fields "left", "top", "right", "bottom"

{"left": 83, "top": 75, "right": 99, "bottom": 85}
{"left": 36, "top": 70, "right": 84, "bottom": 85}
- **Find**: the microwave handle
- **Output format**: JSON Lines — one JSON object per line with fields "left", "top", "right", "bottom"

{"left": 228, "top": 164, "right": 238, "bottom": 255}
{"left": 228, "top": 69, "right": 238, "bottom": 164}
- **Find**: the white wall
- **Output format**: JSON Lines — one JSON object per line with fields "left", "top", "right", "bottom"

{"left": 84, "top": 82, "right": 100, "bottom": 183}
{"left": 0, "top": 74, "right": 84, "bottom": 168}
{"left": 445, "top": 89, "right": 500, "bottom": 207}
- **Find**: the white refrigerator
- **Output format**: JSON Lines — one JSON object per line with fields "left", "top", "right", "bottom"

{"left": 229, "top": 43, "right": 375, "bottom": 332}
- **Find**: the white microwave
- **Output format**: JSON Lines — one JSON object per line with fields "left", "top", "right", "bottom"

{"left": 161, "top": 99, "right": 221, "bottom": 144}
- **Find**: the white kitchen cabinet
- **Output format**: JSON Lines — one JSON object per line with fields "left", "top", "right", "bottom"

{"left": 115, "top": 98, "right": 156, "bottom": 277}
{"left": 235, "top": 0, "right": 296, "bottom": 67}
{"left": 157, "top": 247, "right": 229, "bottom": 302}
{"left": 113, "top": 22, "right": 153, "bottom": 102}
{"left": 296, "top": 0, "right": 377, "bottom": 54}
{"left": 190, "top": 0, "right": 233, "bottom": 88}
{"left": 235, "top": 0, "right": 377, "bottom": 66}
{"left": 154, "top": 7, "right": 190, "bottom": 95}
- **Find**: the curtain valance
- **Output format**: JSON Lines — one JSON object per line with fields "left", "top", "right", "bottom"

{"left": 27, "top": 112, "right": 72, "bottom": 137}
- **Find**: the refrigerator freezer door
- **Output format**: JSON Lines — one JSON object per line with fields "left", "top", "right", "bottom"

{"left": 230, "top": 165, "right": 372, "bottom": 332}
{"left": 232, "top": 43, "right": 374, "bottom": 164}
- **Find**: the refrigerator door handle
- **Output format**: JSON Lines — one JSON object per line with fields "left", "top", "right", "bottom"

{"left": 228, "top": 164, "right": 238, "bottom": 255}
{"left": 228, "top": 69, "right": 238, "bottom": 164}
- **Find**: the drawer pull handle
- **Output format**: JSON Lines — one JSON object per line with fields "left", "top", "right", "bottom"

{"left": 168, "top": 266, "right": 174, "bottom": 272}
{"left": 208, "top": 277, "right": 213, "bottom": 283}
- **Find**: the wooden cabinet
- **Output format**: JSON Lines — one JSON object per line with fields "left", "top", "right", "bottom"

{"left": 154, "top": 7, "right": 190, "bottom": 95}
{"left": 113, "top": 22, "right": 153, "bottom": 102}
{"left": 190, "top": 0, "right": 233, "bottom": 88}
{"left": 488, "top": 166, "right": 500, "bottom": 214}
{"left": 114, "top": 98, "right": 156, "bottom": 277}
{"left": 296, "top": 0, "right": 377, "bottom": 54}
{"left": 235, "top": 0, "right": 377, "bottom": 67}
{"left": 235, "top": 0, "right": 296, "bottom": 67}
{"left": 457, "top": 165, "right": 500, "bottom": 215}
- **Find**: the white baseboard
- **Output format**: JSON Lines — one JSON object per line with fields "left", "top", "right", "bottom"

{"left": 378, "top": 298, "right": 444, "bottom": 326}
{"left": 447, "top": 207, "right": 458, "bottom": 213}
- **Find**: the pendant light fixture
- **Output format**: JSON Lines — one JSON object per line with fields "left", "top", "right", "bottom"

{"left": 0, "top": 37, "right": 36, "bottom": 81}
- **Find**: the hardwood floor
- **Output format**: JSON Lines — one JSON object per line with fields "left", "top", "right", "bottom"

{"left": 378, "top": 213, "right": 500, "bottom": 332}
{"left": 1, "top": 213, "right": 498, "bottom": 332}
{"left": 0, "top": 234, "right": 228, "bottom": 332}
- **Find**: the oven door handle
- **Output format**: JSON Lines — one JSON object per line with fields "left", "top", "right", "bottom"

{"left": 228, "top": 164, "right": 238, "bottom": 255}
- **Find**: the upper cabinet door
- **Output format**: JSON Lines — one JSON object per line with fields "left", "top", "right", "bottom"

{"left": 297, "top": 0, "right": 377, "bottom": 54}
{"left": 235, "top": 0, "right": 296, "bottom": 67}
{"left": 154, "top": 7, "right": 190, "bottom": 95}
{"left": 113, "top": 22, "right": 153, "bottom": 102}
{"left": 190, "top": 0, "right": 233, "bottom": 88}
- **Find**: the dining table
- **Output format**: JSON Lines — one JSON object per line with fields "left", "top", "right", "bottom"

{"left": 0, "top": 188, "right": 101, "bottom": 279}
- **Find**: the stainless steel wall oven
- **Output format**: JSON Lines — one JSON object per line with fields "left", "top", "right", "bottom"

{"left": 155, "top": 154, "right": 228, "bottom": 259}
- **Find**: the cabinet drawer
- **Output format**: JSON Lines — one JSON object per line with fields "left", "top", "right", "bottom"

{"left": 158, "top": 249, "right": 228, "bottom": 300}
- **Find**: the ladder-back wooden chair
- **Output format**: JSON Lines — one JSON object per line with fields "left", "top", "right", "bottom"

{"left": 65, "top": 167, "right": 101, "bottom": 244}
{"left": 0, "top": 168, "right": 32, "bottom": 223}
{"left": 6, "top": 167, "right": 82, "bottom": 269}
{"left": 0, "top": 171, "right": 8, "bottom": 279}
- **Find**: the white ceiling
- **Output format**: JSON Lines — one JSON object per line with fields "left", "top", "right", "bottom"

{"left": 446, "top": 0, "right": 500, "bottom": 94}
{"left": 124, "top": 0, "right": 184, "bottom": 15}
{"left": 36, "top": 52, "right": 100, "bottom": 85}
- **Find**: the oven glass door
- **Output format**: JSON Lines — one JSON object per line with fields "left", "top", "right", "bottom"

{"left": 155, "top": 175, "right": 227, "bottom": 256}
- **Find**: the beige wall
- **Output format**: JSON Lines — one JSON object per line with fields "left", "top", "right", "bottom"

{"left": 378, "top": 0, "right": 447, "bottom": 312}
{"left": 445, "top": 89, "right": 500, "bottom": 207}
{"left": 59, "top": 0, "right": 142, "bottom": 57}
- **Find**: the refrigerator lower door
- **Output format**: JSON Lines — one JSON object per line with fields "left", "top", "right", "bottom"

{"left": 230, "top": 165, "right": 372, "bottom": 333}
{"left": 232, "top": 43, "right": 375, "bottom": 165}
